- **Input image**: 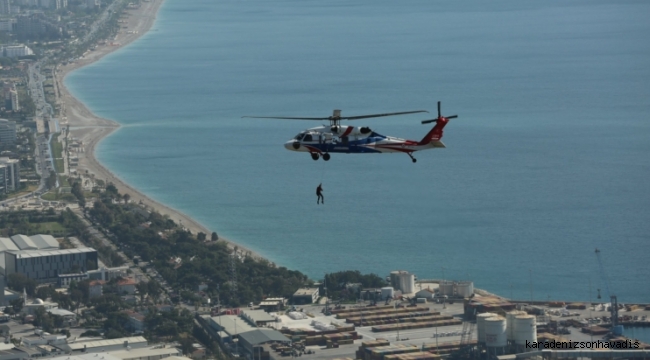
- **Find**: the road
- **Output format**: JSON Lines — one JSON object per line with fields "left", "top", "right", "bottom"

{"left": 72, "top": 208, "right": 174, "bottom": 305}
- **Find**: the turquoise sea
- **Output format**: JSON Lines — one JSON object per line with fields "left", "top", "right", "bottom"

{"left": 65, "top": 0, "right": 650, "bottom": 302}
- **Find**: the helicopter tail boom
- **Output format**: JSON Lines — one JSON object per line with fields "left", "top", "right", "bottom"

{"left": 418, "top": 117, "right": 449, "bottom": 145}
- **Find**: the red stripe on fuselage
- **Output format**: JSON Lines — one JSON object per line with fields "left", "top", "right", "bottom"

{"left": 304, "top": 145, "right": 322, "bottom": 154}
{"left": 342, "top": 126, "right": 354, "bottom": 137}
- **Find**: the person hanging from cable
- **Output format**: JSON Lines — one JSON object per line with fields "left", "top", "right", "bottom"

{"left": 316, "top": 183, "right": 324, "bottom": 204}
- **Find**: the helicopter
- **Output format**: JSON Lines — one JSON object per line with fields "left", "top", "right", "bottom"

{"left": 243, "top": 101, "right": 458, "bottom": 163}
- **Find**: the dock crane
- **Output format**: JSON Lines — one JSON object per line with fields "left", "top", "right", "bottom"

{"left": 595, "top": 248, "right": 622, "bottom": 335}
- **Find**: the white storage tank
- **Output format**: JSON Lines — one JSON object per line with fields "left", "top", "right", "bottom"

{"left": 398, "top": 273, "right": 415, "bottom": 294}
{"left": 439, "top": 281, "right": 455, "bottom": 296}
{"left": 485, "top": 317, "right": 507, "bottom": 348}
{"left": 476, "top": 312, "right": 496, "bottom": 343}
{"left": 506, "top": 311, "right": 526, "bottom": 341}
{"left": 390, "top": 270, "right": 408, "bottom": 289}
{"left": 381, "top": 286, "right": 394, "bottom": 300}
{"left": 389, "top": 271, "right": 401, "bottom": 288}
{"left": 514, "top": 315, "right": 537, "bottom": 347}
{"left": 456, "top": 281, "right": 474, "bottom": 298}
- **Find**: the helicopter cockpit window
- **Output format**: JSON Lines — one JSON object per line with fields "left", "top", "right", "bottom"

{"left": 303, "top": 134, "right": 313, "bottom": 142}
{"left": 294, "top": 133, "right": 304, "bottom": 140}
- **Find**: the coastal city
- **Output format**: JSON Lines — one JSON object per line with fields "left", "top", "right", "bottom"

{"left": 0, "top": 0, "right": 649, "bottom": 360}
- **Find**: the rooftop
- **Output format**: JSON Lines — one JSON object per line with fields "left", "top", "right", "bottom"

{"left": 47, "top": 308, "right": 76, "bottom": 317}
{"left": 208, "top": 315, "right": 255, "bottom": 336}
{"left": 293, "top": 288, "right": 318, "bottom": 296}
{"left": 0, "top": 237, "right": 19, "bottom": 252}
{"left": 10, "top": 234, "right": 37, "bottom": 250}
{"left": 29, "top": 234, "right": 59, "bottom": 249}
{"left": 241, "top": 309, "right": 276, "bottom": 323}
{"left": 107, "top": 347, "right": 181, "bottom": 360}
{"left": 9, "top": 247, "right": 97, "bottom": 259}
{"left": 239, "top": 328, "right": 290, "bottom": 346}
{"left": 67, "top": 336, "right": 147, "bottom": 351}
{"left": 117, "top": 278, "right": 136, "bottom": 286}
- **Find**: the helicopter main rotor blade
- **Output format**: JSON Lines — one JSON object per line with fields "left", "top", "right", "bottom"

{"left": 241, "top": 116, "right": 329, "bottom": 120}
{"left": 344, "top": 110, "right": 428, "bottom": 120}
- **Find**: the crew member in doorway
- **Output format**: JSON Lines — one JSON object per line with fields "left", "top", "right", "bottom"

{"left": 316, "top": 183, "right": 324, "bottom": 204}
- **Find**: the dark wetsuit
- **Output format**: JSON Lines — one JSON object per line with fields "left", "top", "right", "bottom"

{"left": 316, "top": 185, "right": 324, "bottom": 204}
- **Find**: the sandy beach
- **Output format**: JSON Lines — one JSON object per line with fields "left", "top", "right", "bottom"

{"left": 55, "top": 0, "right": 265, "bottom": 261}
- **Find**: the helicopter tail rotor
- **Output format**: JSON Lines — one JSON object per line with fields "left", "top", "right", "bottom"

{"left": 418, "top": 101, "right": 458, "bottom": 145}
{"left": 421, "top": 101, "right": 458, "bottom": 124}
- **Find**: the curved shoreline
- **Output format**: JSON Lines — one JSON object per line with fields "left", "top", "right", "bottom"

{"left": 56, "top": 0, "right": 265, "bottom": 261}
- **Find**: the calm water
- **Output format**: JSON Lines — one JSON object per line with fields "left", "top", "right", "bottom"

{"left": 65, "top": 0, "right": 650, "bottom": 302}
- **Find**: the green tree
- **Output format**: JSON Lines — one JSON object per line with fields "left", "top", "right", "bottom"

{"left": 7, "top": 273, "right": 37, "bottom": 295}
{"left": 71, "top": 181, "right": 86, "bottom": 207}
{"left": 36, "top": 286, "right": 54, "bottom": 300}
{"left": 211, "top": 232, "right": 219, "bottom": 241}
{"left": 46, "top": 170, "right": 57, "bottom": 189}
{"left": 136, "top": 281, "right": 148, "bottom": 303}
{"left": 180, "top": 337, "right": 194, "bottom": 355}
{"left": 33, "top": 307, "right": 55, "bottom": 332}
{"left": 147, "top": 280, "right": 162, "bottom": 303}
{"left": 105, "top": 183, "right": 118, "bottom": 198}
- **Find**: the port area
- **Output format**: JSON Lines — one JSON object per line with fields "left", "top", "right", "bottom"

{"left": 259, "top": 294, "right": 650, "bottom": 360}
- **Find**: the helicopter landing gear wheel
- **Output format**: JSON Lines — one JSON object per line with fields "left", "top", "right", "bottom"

{"left": 311, "top": 153, "right": 320, "bottom": 161}
{"left": 323, "top": 153, "right": 331, "bottom": 161}
{"left": 407, "top": 153, "right": 417, "bottom": 163}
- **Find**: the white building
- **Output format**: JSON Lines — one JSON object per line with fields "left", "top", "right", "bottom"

{"left": 9, "top": 88, "right": 19, "bottom": 111}
{"left": 88, "top": 265, "right": 129, "bottom": 281}
{"left": 0, "top": 157, "right": 20, "bottom": 194}
{"left": 1, "top": 44, "right": 34, "bottom": 58}
{"left": 415, "top": 288, "right": 436, "bottom": 300}
{"left": 22, "top": 298, "right": 59, "bottom": 315}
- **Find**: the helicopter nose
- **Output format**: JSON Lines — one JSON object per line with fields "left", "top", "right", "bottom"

{"left": 284, "top": 141, "right": 297, "bottom": 151}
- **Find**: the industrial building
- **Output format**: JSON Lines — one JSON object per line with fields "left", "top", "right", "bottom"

{"left": 2, "top": 247, "right": 98, "bottom": 283}
{"left": 292, "top": 287, "right": 319, "bottom": 304}
{"left": 240, "top": 309, "right": 277, "bottom": 327}
{"left": 199, "top": 313, "right": 291, "bottom": 359}
{"left": 258, "top": 297, "right": 287, "bottom": 312}
{"left": 238, "top": 328, "right": 291, "bottom": 357}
